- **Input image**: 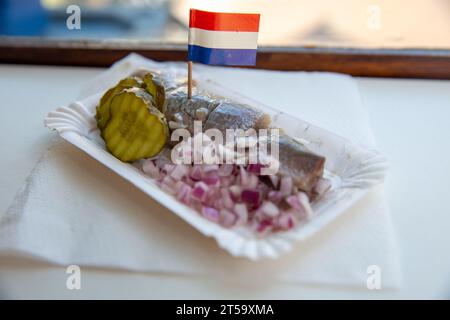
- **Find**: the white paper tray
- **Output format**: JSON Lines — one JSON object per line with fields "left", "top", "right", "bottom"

{"left": 44, "top": 65, "right": 388, "bottom": 260}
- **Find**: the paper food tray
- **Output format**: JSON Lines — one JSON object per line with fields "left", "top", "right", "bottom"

{"left": 44, "top": 65, "right": 387, "bottom": 260}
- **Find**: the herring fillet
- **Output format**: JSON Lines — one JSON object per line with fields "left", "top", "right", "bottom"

{"left": 277, "top": 135, "right": 325, "bottom": 193}
{"left": 141, "top": 72, "right": 326, "bottom": 193}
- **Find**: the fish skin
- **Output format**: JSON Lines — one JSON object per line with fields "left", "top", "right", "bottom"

{"left": 277, "top": 134, "right": 325, "bottom": 193}
{"left": 204, "top": 102, "right": 271, "bottom": 132}
{"left": 165, "top": 88, "right": 220, "bottom": 134}
{"left": 166, "top": 88, "right": 219, "bottom": 120}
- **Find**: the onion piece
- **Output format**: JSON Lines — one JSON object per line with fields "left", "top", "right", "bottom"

{"left": 256, "top": 219, "right": 273, "bottom": 234}
{"left": 243, "top": 174, "right": 259, "bottom": 189}
{"left": 314, "top": 178, "right": 332, "bottom": 197}
{"left": 189, "top": 165, "right": 202, "bottom": 181}
{"left": 267, "top": 190, "right": 283, "bottom": 203}
{"left": 241, "top": 189, "right": 260, "bottom": 207}
{"left": 234, "top": 203, "right": 248, "bottom": 225}
{"left": 142, "top": 159, "right": 159, "bottom": 179}
{"left": 247, "top": 164, "right": 263, "bottom": 175}
{"left": 286, "top": 192, "right": 313, "bottom": 219}
{"left": 162, "top": 163, "right": 176, "bottom": 175}
{"left": 202, "top": 175, "right": 220, "bottom": 186}
{"left": 202, "top": 164, "right": 219, "bottom": 173}
{"left": 297, "top": 192, "right": 313, "bottom": 219}
{"left": 268, "top": 175, "right": 280, "bottom": 188}
{"left": 175, "top": 181, "right": 192, "bottom": 204}
{"left": 161, "top": 175, "right": 175, "bottom": 188}
{"left": 229, "top": 185, "right": 242, "bottom": 201}
{"left": 239, "top": 166, "right": 249, "bottom": 186}
{"left": 277, "top": 211, "right": 297, "bottom": 230}
{"left": 140, "top": 146, "right": 317, "bottom": 235}
{"left": 280, "top": 176, "right": 293, "bottom": 196}
{"left": 219, "top": 209, "right": 237, "bottom": 228}
{"left": 192, "top": 181, "right": 209, "bottom": 202}
{"left": 260, "top": 201, "right": 280, "bottom": 217}
{"left": 201, "top": 206, "right": 220, "bottom": 222}
{"left": 220, "top": 188, "right": 234, "bottom": 209}
{"left": 170, "top": 164, "right": 189, "bottom": 181}
{"left": 218, "top": 164, "right": 234, "bottom": 176}
{"left": 220, "top": 176, "right": 235, "bottom": 187}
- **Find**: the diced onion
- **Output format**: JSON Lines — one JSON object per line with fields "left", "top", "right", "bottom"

{"left": 241, "top": 189, "right": 260, "bottom": 207}
{"left": 280, "top": 176, "right": 293, "bottom": 196}
{"left": 201, "top": 206, "right": 220, "bottom": 222}
{"left": 140, "top": 158, "right": 316, "bottom": 235}
{"left": 260, "top": 201, "right": 280, "bottom": 217}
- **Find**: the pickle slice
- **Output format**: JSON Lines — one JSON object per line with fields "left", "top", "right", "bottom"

{"left": 102, "top": 88, "right": 168, "bottom": 162}
{"left": 95, "top": 77, "right": 141, "bottom": 131}
{"left": 142, "top": 73, "right": 165, "bottom": 112}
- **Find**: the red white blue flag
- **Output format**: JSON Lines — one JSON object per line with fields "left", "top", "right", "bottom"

{"left": 188, "top": 9, "right": 260, "bottom": 66}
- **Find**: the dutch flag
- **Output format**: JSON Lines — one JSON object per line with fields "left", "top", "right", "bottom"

{"left": 188, "top": 9, "right": 261, "bottom": 66}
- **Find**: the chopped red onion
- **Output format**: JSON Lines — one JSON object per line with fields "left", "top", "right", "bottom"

{"left": 218, "top": 164, "right": 234, "bottom": 176}
{"left": 277, "top": 212, "right": 297, "bottom": 230}
{"left": 219, "top": 209, "right": 237, "bottom": 228}
{"left": 243, "top": 174, "right": 259, "bottom": 189}
{"left": 162, "top": 163, "right": 176, "bottom": 174}
{"left": 229, "top": 185, "right": 242, "bottom": 201}
{"left": 161, "top": 175, "right": 176, "bottom": 188}
{"left": 286, "top": 195, "right": 302, "bottom": 211}
{"left": 175, "top": 181, "right": 192, "bottom": 204}
{"left": 269, "top": 175, "right": 280, "bottom": 188}
{"left": 170, "top": 164, "right": 189, "bottom": 181}
{"left": 160, "top": 182, "right": 176, "bottom": 195}
{"left": 220, "top": 188, "right": 234, "bottom": 209}
{"left": 260, "top": 201, "right": 280, "bottom": 217}
{"left": 192, "top": 181, "right": 209, "bottom": 202}
{"left": 280, "top": 176, "right": 293, "bottom": 196}
{"left": 219, "top": 176, "right": 235, "bottom": 187}
{"left": 201, "top": 206, "right": 220, "bottom": 222}
{"left": 267, "top": 190, "right": 283, "bottom": 203}
{"left": 140, "top": 154, "right": 317, "bottom": 235}
{"left": 189, "top": 165, "right": 203, "bottom": 181}
{"left": 142, "top": 159, "right": 159, "bottom": 179}
{"left": 202, "top": 175, "right": 220, "bottom": 186}
{"left": 234, "top": 203, "right": 248, "bottom": 225}
{"left": 257, "top": 182, "right": 270, "bottom": 198}
{"left": 297, "top": 192, "right": 313, "bottom": 219}
{"left": 241, "top": 189, "right": 260, "bottom": 207}
{"left": 213, "top": 198, "right": 225, "bottom": 211}
{"left": 239, "top": 166, "right": 249, "bottom": 186}
{"left": 155, "top": 157, "right": 171, "bottom": 169}
{"left": 256, "top": 219, "right": 273, "bottom": 234}
{"left": 202, "top": 164, "right": 219, "bottom": 173}
{"left": 286, "top": 192, "right": 312, "bottom": 219}
{"left": 184, "top": 176, "right": 196, "bottom": 187}
{"left": 314, "top": 178, "right": 332, "bottom": 197}
{"left": 247, "top": 164, "right": 263, "bottom": 175}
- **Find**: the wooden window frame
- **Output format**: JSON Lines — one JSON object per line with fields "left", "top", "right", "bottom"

{"left": 1, "top": 37, "right": 449, "bottom": 79}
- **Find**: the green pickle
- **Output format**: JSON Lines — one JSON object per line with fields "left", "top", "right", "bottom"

{"left": 95, "top": 77, "right": 141, "bottom": 131}
{"left": 102, "top": 88, "right": 168, "bottom": 162}
{"left": 142, "top": 73, "right": 165, "bottom": 112}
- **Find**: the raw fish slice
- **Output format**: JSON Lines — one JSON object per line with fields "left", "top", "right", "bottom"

{"left": 276, "top": 134, "right": 325, "bottom": 193}
{"left": 165, "top": 88, "right": 221, "bottom": 133}
{"left": 204, "top": 102, "right": 271, "bottom": 133}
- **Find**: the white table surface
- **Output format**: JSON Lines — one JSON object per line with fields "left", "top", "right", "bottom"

{"left": 0, "top": 64, "right": 449, "bottom": 299}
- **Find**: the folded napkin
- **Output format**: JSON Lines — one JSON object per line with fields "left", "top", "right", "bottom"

{"left": 0, "top": 54, "right": 401, "bottom": 288}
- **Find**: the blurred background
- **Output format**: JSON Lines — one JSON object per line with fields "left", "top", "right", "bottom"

{"left": 0, "top": 0, "right": 449, "bottom": 49}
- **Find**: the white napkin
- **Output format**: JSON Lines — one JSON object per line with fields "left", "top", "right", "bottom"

{"left": 0, "top": 54, "right": 401, "bottom": 288}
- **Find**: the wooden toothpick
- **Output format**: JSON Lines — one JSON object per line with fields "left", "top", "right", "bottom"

{"left": 187, "top": 61, "right": 193, "bottom": 99}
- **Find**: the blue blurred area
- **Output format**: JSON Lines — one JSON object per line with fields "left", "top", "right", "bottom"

{"left": 0, "top": 0, "right": 48, "bottom": 36}
{"left": 0, "top": 0, "right": 175, "bottom": 40}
